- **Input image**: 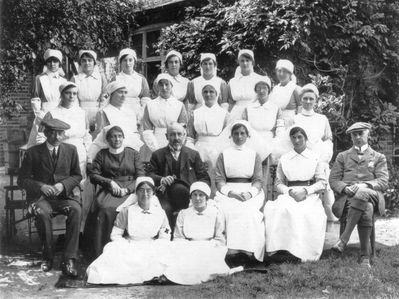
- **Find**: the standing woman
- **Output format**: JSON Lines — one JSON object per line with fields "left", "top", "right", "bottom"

{"left": 154, "top": 50, "right": 189, "bottom": 103}
{"left": 214, "top": 121, "right": 266, "bottom": 265}
{"left": 71, "top": 50, "right": 107, "bottom": 132}
{"left": 264, "top": 127, "right": 327, "bottom": 262}
{"left": 186, "top": 83, "right": 230, "bottom": 194}
{"left": 227, "top": 49, "right": 263, "bottom": 121}
{"left": 293, "top": 83, "right": 336, "bottom": 221}
{"left": 37, "top": 82, "right": 92, "bottom": 180}
{"left": 27, "top": 49, "right": 67, "bottom": 148}
{"left": 142, "top": 73, "right": 188, "bottom": 161}
{"left": 269, "top": 59, "right": 301, "bottom": 127}
{"left": 186, "top": 53, "right": 228, "bottom": 110}
{"left": 242, "top": 76, "right": 284, "bottom": 195}
{"left": 84, "top": 126, "right": 145, "bottom": 259}
{"left": 114, "top": 48, "right": 151, "bottom": 123}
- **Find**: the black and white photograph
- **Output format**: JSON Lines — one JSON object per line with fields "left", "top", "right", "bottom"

{"left": 0, "top": 0, "right": 398, "bottom": 298}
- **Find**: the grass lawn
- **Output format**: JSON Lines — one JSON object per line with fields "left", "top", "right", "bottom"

{"left": 151, "top": 245, "right": 399, "bottom": 299}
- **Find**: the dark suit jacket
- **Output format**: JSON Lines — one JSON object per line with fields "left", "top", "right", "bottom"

{"left": 329, "top": 146, "right": 388, "bottom": 217}
{"left": 18, "top": 142, "right": 82, "bottom": 204}
{"left": 148, "top": 145, "right": 210, "bottom": 187}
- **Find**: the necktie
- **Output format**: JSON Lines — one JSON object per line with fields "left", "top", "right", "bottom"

{"left": 52, "top": 148, "right": 57, "bottom": 162}
{"left": 142, "top": 210, "right": 151, "bottom": 214}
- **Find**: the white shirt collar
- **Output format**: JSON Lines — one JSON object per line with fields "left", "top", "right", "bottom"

{"left": 45, "top": 70, "right": 60, "bottom": 78}
{"left": 109, "top": 146, "right": 125, "bottom": 154}
{"left": 287, "top": 148, "right": 313, "bottom": 160}
{"left": 354, "top": 144, "right": 369, "bottom": 153}
{"left": 46, "top": 142, "right": 59, "bottom": 153}
{"left": 169, "top": 145, "right": 181, "bottom": 160}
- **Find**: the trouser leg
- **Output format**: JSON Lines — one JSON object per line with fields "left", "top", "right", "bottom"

{"left": 357, "top": 202, "right": 374, "bottom": 258}
{"left": 340, "top": 207, "right": 363, "bottom": 244}
{"left": 59, "top": 200, "right": 82, "bottom": 260}
{"left": 33, "top": 200, "right": 54, "bottom": 260}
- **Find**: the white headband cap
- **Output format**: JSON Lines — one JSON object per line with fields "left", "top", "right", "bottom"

{"left": 300, "top": 83, "right": 319, "bottom": 98}
{"left": 118, "top": 48, "right": 137, "bottom": 64}
{"left": 190, "top": 181, "right": 211, "bottom": 197}
{"left": 255, "top": 76, "right": 272, "bottom": 91}
{"left": 44, "top": 49, "right": 63, "bottom": 62}
{"left": 276, "top": 59, "right": 294, "bottom": 73}
{"left": 200, "top": 53, "right": 217, "bottom": 64}
{"left": 135, "top": 176, "right": 155, "bottom": 191}
{"left": 165, "top": 50, "right": 183, "bottom": 64}
{"left": 238, "top": 49, "right": 254, "bottom": 61}
{"left": 79, "top": 50, "right": 97, "bottom": 61}
{"left": 107, "top": 81, "right": 126, "bottom": 95}
{"left": 155, "top": 73, "right": 174, "bottom": 86}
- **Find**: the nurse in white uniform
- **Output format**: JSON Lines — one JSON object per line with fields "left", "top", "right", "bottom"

{"left": 227, "top": 49, "right": 263, "bottom": 121}
{"left": 214, "top": 121, "right": 266, "bottom": 264}
{"left": 142, "top": 73, "right": 188, "bottom": 160}
{"left": 27, "top": 49, "right": 67, "bottom": 148}
{"left": 269, "top": 59, "right": 301, "bottom": 127}
{"left": 71, "top": 50, "right": 107, "bottom": 131}
{"left": 186, "top": 53, "right": 228, "bottom": 110}
{"left": 153, "top": 50, "right": 190, "bottom": 103}
{"left": 186, "top": 82, "right": 230, "bottom": 194}
{"left": 264, "top": 127, "right": 327, "bottom": 262}
{"left": 113, "top": 48, "right": 151, "bottom": 123}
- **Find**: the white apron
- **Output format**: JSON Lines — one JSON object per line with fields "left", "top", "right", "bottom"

{"left": 264, "top": 151, "right": 327, "bottom": 261}
{"left": 215, "top": 147, "right": 266, "bottom": 261}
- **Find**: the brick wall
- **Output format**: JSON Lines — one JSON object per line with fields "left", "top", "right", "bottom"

{"left": 0, "top": 74, "right": 34, "bottom": 168}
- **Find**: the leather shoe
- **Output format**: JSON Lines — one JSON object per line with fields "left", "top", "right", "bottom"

{"left": 41, "top": 259, "right": 53, "bottom": 272}
{"left": 332, "top": 239, "right": 346, "bottom": 253}
{"left": 61, "top": 259, "right": 78, "bottom": 277}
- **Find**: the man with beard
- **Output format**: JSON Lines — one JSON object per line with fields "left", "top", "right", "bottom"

{"left": 148, "top": 122, "right": 210, "bottom": 229}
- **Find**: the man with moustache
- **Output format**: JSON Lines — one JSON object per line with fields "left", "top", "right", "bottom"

{"left": 329, "top": 122, "right": 388, "bottom": 268}
{"left": 148, "top": 122, "right": 210, "bottom": 228}
{"left": 18, "top": 118, "right": 82, "bottom": 277}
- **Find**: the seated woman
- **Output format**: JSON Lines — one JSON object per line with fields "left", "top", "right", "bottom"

{"left": 186, "top": 83, "right": 230, "bottom": 194}
{"left": 86, "top": 177, "right": 171, "bottom": 285}
{"left": 89, "top": 81, "right": 143, "bottom": 161}
{"left": 214, "top": 121, "right": 266, "bottom": 265}
{"left": 84, "top": 125, "right": 145, "bottom": 259}
{"left": 186, "top": 53, "right": 229, "bottom": 110}
{"left": 141, "top": 73, "right": 188, "bottom": 161}
{"left": 264, "top": 127, "right": 327, "bottom": 262}
{"left": 163, "top": 181, "right": 232, "bottom": 285}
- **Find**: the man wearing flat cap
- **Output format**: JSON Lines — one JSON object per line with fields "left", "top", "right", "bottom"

{"left": 329, "top": 122, "right": 388, "bottom": 268}
{"left": 18, "top": 118, "right": 82, "bottom": 277}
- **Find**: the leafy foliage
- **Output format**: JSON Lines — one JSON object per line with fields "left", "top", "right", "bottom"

{"left": 0, "top": 0, "right": 142, "bottom": 122}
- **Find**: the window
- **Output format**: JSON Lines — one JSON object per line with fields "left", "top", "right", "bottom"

{"left": 132, "top": 23, "right": 171, "bottom": 89}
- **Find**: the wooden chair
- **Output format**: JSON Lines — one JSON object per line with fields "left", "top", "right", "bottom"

{"left": 4, "top": 168, "right": 29, "bottom": 238}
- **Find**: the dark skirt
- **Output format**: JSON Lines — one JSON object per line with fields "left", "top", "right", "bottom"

{"left": 83, "top": 180, "right": 133, "bottom": 261}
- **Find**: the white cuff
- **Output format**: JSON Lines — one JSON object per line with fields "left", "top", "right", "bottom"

{"left": 221, "top": 185, "right": 232, "bottom": 196}
{"left": 305, "top": 185, "right": 315, "bottom": 195}
{"left": 249, "top": 186, "right": 259, "bottom": 198}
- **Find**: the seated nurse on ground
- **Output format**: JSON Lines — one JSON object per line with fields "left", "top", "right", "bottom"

{"left": 86, "top": 177, "right": 171, "bottom": 285}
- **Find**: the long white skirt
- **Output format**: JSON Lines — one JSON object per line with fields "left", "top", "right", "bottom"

{"left": 163, "top": 240, "right": 231, "bottom": 285}
{"left": 215, "top": 183, "right": 266, "bottom": 261}
{"left": 86, "top": 238, "right": 232, "bottom": 285}
{"left": 264, "top": 192, "right": 327, "bottom": 261}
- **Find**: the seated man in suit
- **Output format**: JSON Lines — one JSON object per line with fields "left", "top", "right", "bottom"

{"left": 148, "top": 122, "right": 210, "bottom": 228}
{"left": 18, "top": 118, "right": 82, "bottom": 277}
{"left": 329, "top": 122, "right": 388, "bottom": 268}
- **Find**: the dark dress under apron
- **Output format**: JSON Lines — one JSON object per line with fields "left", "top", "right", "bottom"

{"left": 83, "top": 147, "right": 145, "bottom": 260}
